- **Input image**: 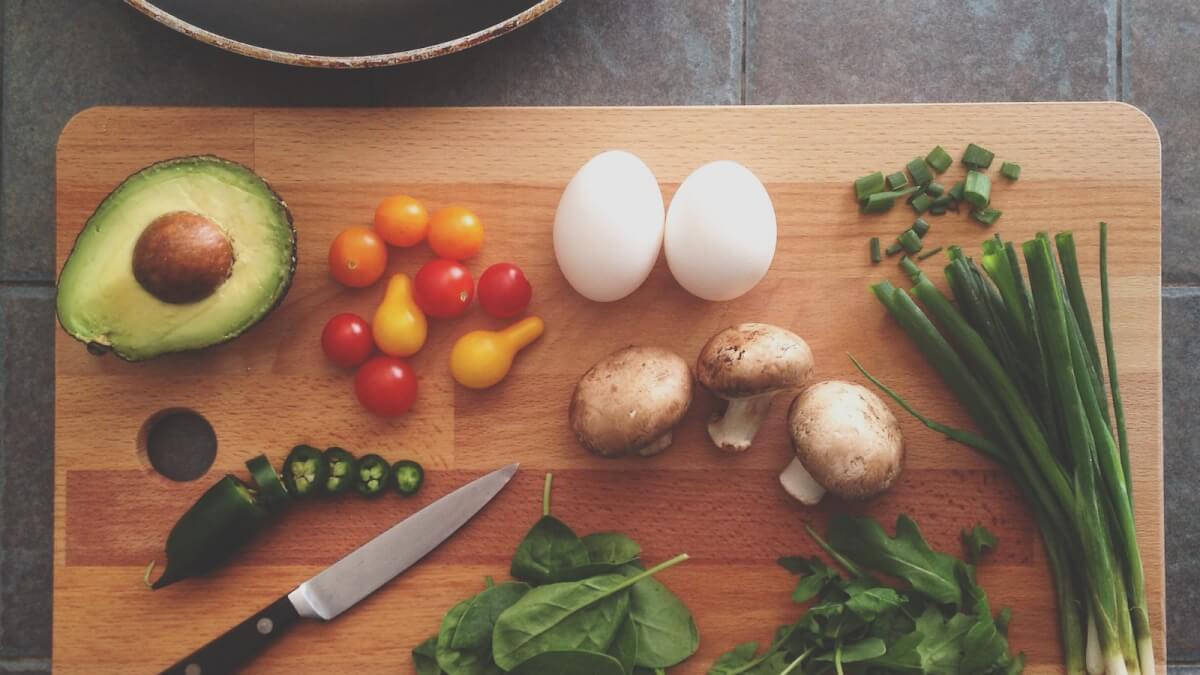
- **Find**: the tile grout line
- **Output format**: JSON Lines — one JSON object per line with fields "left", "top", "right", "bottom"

{"left": 1119, "top": 0, "right": 1132, "bottom": 101}
{"left": 1112, "top": 0, "right": 1123, "bottom": 100}
{"left": 0, "top": 657, "right": 51, "bottom": 671}
{"left": 740, "top": 0, "right": 748, "bottom": 105}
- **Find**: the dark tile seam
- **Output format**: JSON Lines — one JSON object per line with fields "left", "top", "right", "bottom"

{"left": 1119, "top": 0, "right": 1132, "bottom": 101}
{"left": 0, "top": 658, "right": 51, "bottom": 671}
{"left": 1163, "top": 285, "right": 1200, "bottom": 296}
{"left": 1112, "top": 0, "right": 1123, "bottom": 100}
{"left": 740, "top": 0, "right": 748, "bottom": 105}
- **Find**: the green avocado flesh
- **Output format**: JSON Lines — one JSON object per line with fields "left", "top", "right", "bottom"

{"left": 56, "top": 156, "right": 296, "bottom": 361}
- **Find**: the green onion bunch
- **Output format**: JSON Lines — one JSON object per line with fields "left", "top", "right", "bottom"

{"left": 856, "top": 225, "right": 1152, "bottom": 675}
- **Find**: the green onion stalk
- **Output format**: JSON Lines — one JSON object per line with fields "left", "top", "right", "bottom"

{"left": 857, "top": 225, "right": 1153, "bottom": 674}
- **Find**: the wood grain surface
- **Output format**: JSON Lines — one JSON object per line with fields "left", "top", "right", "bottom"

{"left": 53, "top": 104, "right": 1164, "bottom": 674}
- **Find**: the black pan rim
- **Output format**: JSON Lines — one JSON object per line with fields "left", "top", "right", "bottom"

{"left": 124, "top": 0, "right": 565, "bottom": 69}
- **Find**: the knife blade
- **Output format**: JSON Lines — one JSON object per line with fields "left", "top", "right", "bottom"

{"left": 161, "top": 463, "right": 518, "bottom": 675}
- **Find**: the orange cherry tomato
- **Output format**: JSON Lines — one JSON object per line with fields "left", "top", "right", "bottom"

{"left": 427, "top": 206, "right": 484, "bottom": 260}
{"left": 329, "top": 226, "right": 388, "bottom": 288}
{"left": 374, "top": 195, "right": 429, "bottom": 247}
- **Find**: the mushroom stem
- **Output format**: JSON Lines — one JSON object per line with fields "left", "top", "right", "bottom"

{"left": 707, "top": 394, "right": 775, "bottom": 452}
{"left": 778, "top": 457, "right": 827, "bottom": 505}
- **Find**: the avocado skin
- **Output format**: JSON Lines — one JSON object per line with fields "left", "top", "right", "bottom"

{"left": 57, "top": 155, "right": 297, "bottom": 361}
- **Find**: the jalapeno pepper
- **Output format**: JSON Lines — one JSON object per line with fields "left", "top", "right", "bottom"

{"left": 246, "top": 453, "right": 289, "bottom": 512}
{"left": 150, "top": 475, "right": 271, "bottom": 589}
{"left": 355, "top": 454, "right": 391, "bottom": 497}
{"left": 391, "top": 459, "right": 425, "bottom": 497}
{"left": 283, "top": 444, "right": 329, "bottom": 498}
{"left": 322, "top": 447, "right": 358, "bottom": 496}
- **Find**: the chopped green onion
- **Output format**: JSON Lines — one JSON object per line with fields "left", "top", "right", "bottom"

{"left": 1001, "top": 162, "right": 1021, "bottom": 180}
{"left": 912, "top": 217, "right": 931, "bottom": 238}
{"left": 962, "top": 143, "right": 995, "bottom": 169}
{"left": 931, "top": 194, "right": 955, "bottom": 209}
{"left": 926, "top": 182, "right": 945, "bottom": 197}
{"left": 899, "top": 256, "right": 920, "bottom": 278}
{"left": 972, "top": 206, "right": 1002, "bottom": 226}
{"left": 886, "top": 172, "right": 908, "bottom": 190}
{"left": 917, "top": 246, "right": 944, "bottom": 261}
{"left": 963, "top": 170, "right": 991, "bottom": 208}
{"left": 854, "top": 172, "right": 886, "bottom": 201}
{"left": 926, "top": 145, "right": 952, "bottom": 173}
{"left": 898, "top": 229, "right": 922, "bottom": 254}
{"left": 860, "top": 191, "right": 895, "bottom": 213}
{"left": 929, "top": 205, "right": 947, "bottom": 215}
{"left": 911, "top": 192, "right": 934, "bottom": 214}
{"left": 870, "top": 237, "right": 882, "bottom": 263}
{"left": 907, "top": 157, "right": 934, "bottom": 185}
{"left": 949, "top": 181, "right": 965, "bottom": 201}
{"left": 885, "top": 242, "right": 903, "bottom": 257}
{"left": 860, "top": 186, "right": 919, "bottom": 213}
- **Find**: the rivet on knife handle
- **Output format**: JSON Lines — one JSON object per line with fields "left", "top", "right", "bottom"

{"left": 159, "top": 594, "right": 301, "bottom": 675}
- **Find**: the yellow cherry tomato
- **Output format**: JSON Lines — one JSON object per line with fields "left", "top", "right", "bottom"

{"left": 428, "top": 206, "right": 484, "bottom": 260}
{"left": 372, "top": 274, "right": 428, "bottom": 357}
{"left": 374, "top": 195, "right": 429, "bottom": 247}
{"left": 450, "top": 316, "right": 544, "bottom": 389}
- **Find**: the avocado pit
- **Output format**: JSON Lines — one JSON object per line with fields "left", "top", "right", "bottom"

{"left": 133, "top": 211, "right": 234, "bottom": 304}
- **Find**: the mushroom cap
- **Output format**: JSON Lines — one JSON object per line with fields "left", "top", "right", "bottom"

{"left": 787, "top": 380, "right": 903, "bottom": 500}
{"left": 697, "top": 323, "right": 814, "bottom": 399}
{"left": 570, "top": 346, "right": 694, "bottom": 457}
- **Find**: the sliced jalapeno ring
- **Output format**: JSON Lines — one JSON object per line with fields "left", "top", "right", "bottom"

{"left": 322, "top": 447, "right": 358, "bottom": 496}
{"left": 391, "top": 459, "right": 425, "bottom": 497}
{"left": 283, "top": 444, "right": 329, "bottom": 498}
{"left": 355, "top": 454, "right": 391, "bottom": 498}
{"left": 245, "top": 454, "right": 289, "bottom": 511}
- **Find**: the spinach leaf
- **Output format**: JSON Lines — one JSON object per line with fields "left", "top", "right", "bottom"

{"left": 510, "top": 515, "right": 591, "bottom": 585}
{"left": 436, "top": 598, "right": 497, "bottom": 675}
{"left": 962, "top": 525, "right": 998, "bottom": 563}
{"left": 620, "top": 564, "right": 700, "bottom": 668}
{"left": 412, "top": 636, "right": 444, "bottom": 675}
{"left": 826, "top": 514, "right": 962, "bottom": 607}
{"left": 506, "top": 649, "right": 625, "bottom": 675}
{"left": 492, "top": 574, "right": 633, "bottom": 669}
{"left": 448, "top": 582, "right": 530, "bottom": 650}
{"left": 583, "top": 532, "right": 642, "bottom": 565}
{"left": 609, "top": 616, "right": 638, "bottom": 674}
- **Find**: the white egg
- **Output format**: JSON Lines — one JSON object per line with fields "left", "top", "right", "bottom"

{"left": 554, "top": 151, "right": 665, "bottom": 302}
{"left": 665, "top": 160, "right": 777, "bottom": 301}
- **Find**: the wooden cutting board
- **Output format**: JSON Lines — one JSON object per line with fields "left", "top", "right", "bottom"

{"left": 54, "top": 104, "right": 1164, "bottom": 674}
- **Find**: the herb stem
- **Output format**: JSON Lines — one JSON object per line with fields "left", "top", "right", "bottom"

{"left": 542, "top": 473, "right": 553, "bottom": 516}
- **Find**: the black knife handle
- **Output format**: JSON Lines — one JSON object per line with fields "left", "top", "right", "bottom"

{"left": 160, "top": 594, "right": 302, "bottom": 675}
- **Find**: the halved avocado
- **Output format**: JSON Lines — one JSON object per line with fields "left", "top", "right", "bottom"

{"left": 57, "top": 156, "right": 296, "bottom": 361}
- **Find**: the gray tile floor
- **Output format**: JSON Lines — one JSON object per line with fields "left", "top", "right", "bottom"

{"left": 1, "top": 0, "right": 1196, "bottom": 670}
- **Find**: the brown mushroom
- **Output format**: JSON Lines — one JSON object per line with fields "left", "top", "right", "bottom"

{"left": 570, "top": 346, "right": 694, "bottom": 457}
{"left": 781, "top": 380, "right": 904, "bottom": 504}
{"left": 696, "top": 323, "right": 814, "bottom": 452}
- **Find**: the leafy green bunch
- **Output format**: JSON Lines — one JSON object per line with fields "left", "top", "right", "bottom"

{"left": 413, "top": 474, "right": 699, "bottom": 675}
{"left": 709, "top": 515, "right": 1022, "bottom": 675}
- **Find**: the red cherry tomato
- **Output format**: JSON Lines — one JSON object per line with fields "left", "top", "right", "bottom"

{"left": 477, "top": 263, "right": 532, "bottom": 318}
{"left": 321, "top": 313, "right": 374, "bottom": 369}
{"left": 354, "top": 356, "right": 418, "bottom": 417}
{"left": 413, "top": 258, "right": 475, "bottom": 319}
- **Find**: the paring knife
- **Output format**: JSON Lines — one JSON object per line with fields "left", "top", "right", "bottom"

{"left": 161, "top": 463, "right": 519, "bottom": 675}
